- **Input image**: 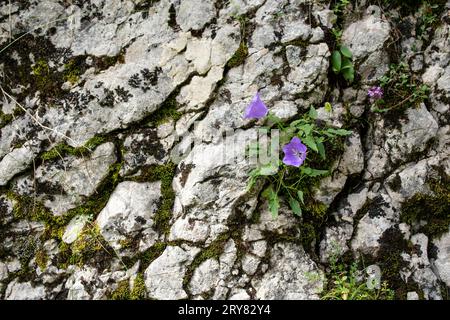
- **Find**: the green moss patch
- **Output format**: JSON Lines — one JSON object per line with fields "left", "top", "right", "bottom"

{"left": 40, "top": 136, "right": 108, "bottom": 162}
{"left": 146, "top": 94, "right": 181, "bottom": 126}
{"left": 110, "top": 273, "right": 147, "bottom": 300}
{"left": 400, "top": 176, "right": 450, "bottom": 239}
{"left": 226, "top": 41, "right": 249, "bottom": 69}
{"left": 131, "top": 162, "right": 176, "bottom": 235}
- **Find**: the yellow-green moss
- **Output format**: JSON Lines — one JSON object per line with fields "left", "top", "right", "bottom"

{"left": 67, "top": 224, "right": 108, "bottom": 266}
{"left": 226, "top": 41, "right": 248, "bottom": 69}
{"left": 7, "top": 191, "right": 67, "bottom": 235}
{"left": 40, "top": 136, "right": 108, "bottom": 162}
{"left": 110, "top": 273, "right": 147, "bottom": 300}
{"left": 32, "top": 59, "right": 49, "bottom": 77}
{"left": 146, "top": 95, "right": 181, "bottom": 126}
{"left": 35, "top": 249, "right": 48, "bottom": 271}
{"left": 111, "top": 280, "right": 131, "bottom": 300}
{"left": 63, "top": 60, "right": 81, "bottom": 84}
{"left": 130, "top": 273, "right": 147, "bottom": 300}
{"left": 31, "top": 59, "right": 55, "bottom": 93}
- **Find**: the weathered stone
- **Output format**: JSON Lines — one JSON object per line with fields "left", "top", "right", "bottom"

{"left": 96, "top": 181, "right": 162, "bottom": 254}
{"left": 0, "top": 144, "right": 36, "bottom": 186}
{"left": 189, "top": 258, "right": 220, "bottom": 296}
{"left": 62, "top": 215, "right": 90, "bottom": 244}
{"left": 144, "top": 245, "right": 199, "bottom": 300}
{"left": 431, "top": 229, "right": 450, "bottom": 288}
{"left": 252, "top": 243, "right": 324, "bottom": 299}
{"left": 5, "top": 280, "right": 46, "bottom": 300}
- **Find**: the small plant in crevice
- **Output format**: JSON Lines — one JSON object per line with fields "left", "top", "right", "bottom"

{"left": 333, "top": 0, "right": 351, "bottom": 17}
{"left": 416, "top": 1, "right": 441, "bottom": 42}
{"left": 245, "top": 92, "right": 352, "bottom": 218}
{"left": 370, "top": 62, "right": 429, "bottom": 113}
{"left": 331, "top": 45, "right": 355, "bottom": 84}
{"left": 322, "top": 253, "right": 395, "bottom": 300}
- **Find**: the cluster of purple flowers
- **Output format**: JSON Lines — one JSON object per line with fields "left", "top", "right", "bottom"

{"left": 367, "top": 86, "right": 383, "bottom": 100}
{"left": 244, "top": 92, "right": 307, "bottom": 167}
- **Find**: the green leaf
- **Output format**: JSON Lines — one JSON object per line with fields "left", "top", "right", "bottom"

{"left": 262, "top": 185, "right": 279, "bottom": 218}
{"left": 324, "top": 102, "right": 332, "bottom": 113}
{"left": 298, "top": 123, "right": 314, "bottom": 137}
{"left": 267, "top": 113, "right": 283, "bottom": 124}
{"left": 316, "top": 140, "right": 326, "bottom": 159}
{"left": 331, "top": 50, "right": 342, "bottom": 74}
{"left": 289, "top": 119, "right": 307, "bottom": 128}
{"left": 326, "top": 128, "right": 353, "bottom": 136}
{"left": 297, "top": 190, "right": 304, "bottom": 205}
{"left": 309, "top": 106, "right": 318, "bottom": 120}
{"left": 301, "top": 167, "right": 329, "bottom": 177}
{"left": 289, "top": 197, "right": 302, "bottom": 216}
{"left": 340, "top": 45, "right": 352, "bottom": 58}
{"left": 280, "top": 127, "right": 296, "bottom": 145}
{"left": 258, "top": 162, "right": 279, "bottom": 176}
{"left": 302, "top": 135, "right": 318, "bottom": 153}
{"left": 341, "top": 57, "right": 353, "bottom": 70}
{"left": 342, "top": 66, "right": 354, "bottom": 83}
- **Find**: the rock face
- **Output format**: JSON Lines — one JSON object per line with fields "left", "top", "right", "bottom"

{"left": 96, "top": 181, "right": 162, "bottom": 254}
{"left": 144, "top": 245, "right": 199, "bottom": 300}
{"left": 252, "top": 243, "right": 324, "bottom": 300}
{"left": 0, "top": 0, "right": 449, "bottom": 301}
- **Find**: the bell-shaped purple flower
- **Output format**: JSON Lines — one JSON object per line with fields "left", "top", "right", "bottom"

{"left": 244, "top": 92, "right": 268, "bottom": 119}
{"left": 282, "top": 137, "right": 307, "bottom": 167}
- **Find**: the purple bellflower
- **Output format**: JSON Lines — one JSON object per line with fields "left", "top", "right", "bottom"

{"left": 282, "top": 137, "right": 307, "bottom": 167}
{"left": 244, "top": 92, "right": 268, "bottom": 119}
{"left": 368, "top": 86, "right": 383, "bottom": 100}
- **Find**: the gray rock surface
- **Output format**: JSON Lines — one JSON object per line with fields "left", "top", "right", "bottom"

{"left": 144, "top": 245, "right": 200, "bottom": 300}
{"left": 252, "top": 243, "right": 324, "bottom": 299}
{"left": 96, "top": 181, "right": 162, "bottom": 254}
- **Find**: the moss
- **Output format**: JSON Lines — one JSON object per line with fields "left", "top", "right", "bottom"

{"left": 63, "top": 162, "right": 122, "bottom": 217}
{"left": 226, "top": 41, "right": 248, "bottom": 69}
{"left": 363, "top": 226, "right": 414, "bottom": 299}
{"left": 8, "top": 158, "right": 122, "bottom": 269}
{"left": 63, "top": 59, "right": 82, "bottom": 84}
{"left": 31, "top": 59, "right": 52, "bottom": 90}
{"left": 0, "top": 111, "right": 14, "bottom": 128}
{"left": 400, "top": 176, "right": 450, "bottom": 239}
{"left": 66, "top": 223, "right": 111, "bottom": 267}
{"left": 40, "top": 143, "right": 75, "bottom": 161}
{"left": 183, "top": 233, "right": 231, "bottom": 289}
{"left": 123, "top": 242, "right": 167, "bottom": 271}
{"left": 7, "top": 191, "right": 67, "bottom": 238}
{"left": 299, "top": 222, "right": 317, "bottom": 249}
{"left": 35, "top": 248, "right": 48, "bottom": 271}
{"left": 131, "top": 162, "right": 176, "bottom": 235}
{"left": 146, "top": 94, "right": 181, "bottom": 126}
{"left": 130, "top": 273, "right": 147, "bottom": 300}
{"left": 110, "top": 273, "right": 147, "bottom": 300}
{"left": 111, "top": 280, "right": 131, "bottom": 300}
{"left": 40, "top": 136, "right": 108, "bottom": 162}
